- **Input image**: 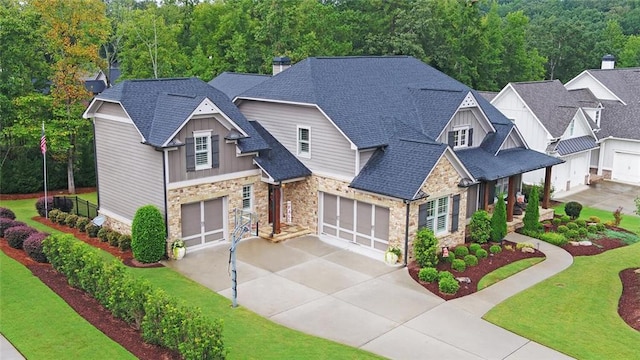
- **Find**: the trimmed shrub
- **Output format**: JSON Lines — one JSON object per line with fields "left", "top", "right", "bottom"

{"left": 557, "top": 225, "right": 569, "bottom": 233}
{"left": 552, "top": 218, "right": 561, "bottom": 226}
{"left": 35, "top": 196, "right": 54, "bottom": 217}
{"left": 108, "top": 231, "right": 121, "bottom": 247}
{"left": 454, "top": 245, "right": 469, "bottom": 257}
{"left": 441, "top": 251, "right": 455, "bottom": 263}
{"left": 587, "top": 225, "right": 598, "bottom": 233}
{"left": 578, "top": 228, "right": 588, "bottom": 237}
{"left": 56, "top": 212, "right": 68, "bottom": 225}
{"left": 523, "top": 186, "right": 541, "bottom": 233}
{"left": 5, "top": 225, "right": 37, "bottom": 249}
{"left": 0, "top": 218, "right": 24, "bottom": 238}
{"left": 566, "top": 222, "right": 579, "bottom": 230}
{"left": 596, "top": 223, "right": 606, "bottom": 232}
{"left": 131, "top": 205, "right": 167, "bottom": 264}
{"left": 521, "top": 229, "right": 541, "bottom": 238}
{"left": 576, "top": 219, "right": 587, "bottom": 228}
{"left": 65, "top": 214, "right": 79, "bottom": 228}
{"left": 588, "top": 216, "right": 601, "bottom": 223}
{"left": 438, "top": 276, "right": 460, "bottom": 295}
{"left": 97, "top": 227, "right": 111, "bottom": 242}
{"left": 566, "top": 229, "right": 579, "bottom": 240}
{"left": 489, "top": 244, "right": 502, "bottom": 254}
{"left": 418, "top": 267, "right": 439, "bottom": 282}
{"left": 469, "top": 210, "right": 491, "bottom": 244}
{"left": 119, "top": 234, "right": 132, "bottom": 251}
{"left": 469, "top": 243, "right": 481, "bottom": 254}
{"left": 0, "top": 207, "right": 16, "bottom": 220}
{"left": 476, "top": 248, "right": 488, "bottom": 259}
{"left": 564, "top": 201, "right": 582, "bottom": 219}
{"left": 451, "top": 258, "right": 466, "bottom": 272}
{"left": 516, "top": 242, "right": 534, "bottom": 250}
{"left": 560, "top": 215, "right": 571, "bottom": 223}
{"left": 490, "top": 194, "right": 507, "bottom": 242}
{"left": 539, "top": 232, "right": 567, "bottom": 246}
{"left": 23, "top": 232, "right": 49, "bottom": 263}
{"left": 76, "top": 217, "right": 90, "bottom": 232}
{"left": 413, "top": 227, "right": 439, "bottom": 268}
{"left": 48, "top": 209, "right": 61, "bottom": 220}
{"left": 464, "top": 254, "right": 479, "bottom": 267}
{"left": 86, "top": 223, "right": 100, "bottom": 237}
{"left": 438, "top": 271, "right": 455, "bottom": 281}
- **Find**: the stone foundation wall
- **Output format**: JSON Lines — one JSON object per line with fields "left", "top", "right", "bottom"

{"left": 101, "top": 214, "right": 132, "bottom": 235}
{"left": 282, "top": 178, "right": 319, "bottom": 231}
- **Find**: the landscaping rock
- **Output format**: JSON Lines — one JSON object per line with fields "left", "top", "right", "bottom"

{"left": 579, "top": 240, "right": 593, "bottom": 246}
{"left": 456, "top": 277, "right": 472, "bottom": 284}
{"left": 569, "top": 241, "right": 580, "bottom": 246}
{"left": 521, "top": 247, "right": 535, "bottom": 253}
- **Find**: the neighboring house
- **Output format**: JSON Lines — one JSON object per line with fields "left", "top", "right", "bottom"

{"left": 565, "top": 58, "right": 640, "bottom": 185}
{"left": 489, "top": 80, "right": 599, "bottom": 193}
{"left": 83, "top": 56, "right": 562, "bottom": 263}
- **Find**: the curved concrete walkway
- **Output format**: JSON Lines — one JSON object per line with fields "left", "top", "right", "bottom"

{"left": 164, "top": 233, "right": 574, "bottom": 359}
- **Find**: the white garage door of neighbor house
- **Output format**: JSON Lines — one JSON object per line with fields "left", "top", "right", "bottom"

{"left": 570, "top": 154, "right": 588, "bottom": 189}
{"left": 320, "top": 192, "right": 390, "bottom": 252}
{"left": 181, "top": 197, "right": 226, "bottom": 248}
{"left": 612, "top": 152, "right": 640, "bottom": 184}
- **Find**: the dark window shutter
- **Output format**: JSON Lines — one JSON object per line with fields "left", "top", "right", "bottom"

{"left": 468, "top": 128, "right": 473, "bottom": 147}
{"left": 418, "top": 203, "right": 426, "bottom": 229}
{"left": 185, "top": 137, "right": 195, "bottom": 172}
{"left": 451, "top": 194, "right": 460, "bottom": 232}
{"left": 448, "top": 131, "right": 455, "bottom": 147}
{"left": 211, "top": 134, "right": 220, "bottom": 168}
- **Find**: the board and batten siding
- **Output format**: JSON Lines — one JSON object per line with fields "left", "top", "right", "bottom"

{"left": 239, "top": 100, "right": 356, "bottom": 178}
{"left": 565, "top": 75, "right": 618, "bottom": 101}
{"left": 492, "top": 89, "right": 549, "bottom": 152}
{"left": 96, "top": 102, "right": 129, "bottom": 118}
{"left": 94, "top": 117, "right": 165, "bottom": 220}
{"left": 600, "top": 138, "right": 640, "bottom": 171}
{"left": 167, "top": 116, "right": 255, "bottom": 183}
{"left": 437, "top": 109, "right": 489, "bottom": 146}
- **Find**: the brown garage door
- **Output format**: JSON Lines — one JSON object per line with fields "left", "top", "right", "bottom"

{"left": 181, "top": 197, "right": 226, "bottom": 248}
{"left": 320, "top": 192, "right": 389, "bottom": 251}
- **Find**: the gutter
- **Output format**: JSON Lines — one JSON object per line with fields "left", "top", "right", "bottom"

{"left": 404, "top": 199, "right": 410, "bottom": 266}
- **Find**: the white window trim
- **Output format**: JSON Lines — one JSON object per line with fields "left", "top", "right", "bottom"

{"left": 423, "top": 196, "right": 449, "bottom": 236}
{"left": 453, "top": 126, "right": 470, "bottom": 149}
{"left": 496, "top": 177, "right": 509, "bottom": 197}
{"left": 242, "top": 185, "right": 253, "bottom": 210}
{"left": 194, "top": 130, "right": 212, "bottom": 170}
{"left": 297, "top": 125, "right": 311, "bottom": 158}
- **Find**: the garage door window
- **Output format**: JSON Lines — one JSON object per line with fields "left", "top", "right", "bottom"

{"left": 419, "top": 196, "right": 449, "bottom": 235}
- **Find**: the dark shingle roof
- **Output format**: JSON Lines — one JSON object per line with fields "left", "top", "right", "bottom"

{"left": 551, "top": 135, "right": 598, "bottom": 156}
{"left": 250, "top": 121, "right": 311, "bottom": 182}
{"left": 208, "top": 72, "right": 271, "bottom": 100}
{"left": 96, "top": 78, "right": 268, "bottom": 152}
{"left": 456, "top": 147, "right": 564, "bottom": 181}
{"left": 598, "top": 101, "right": 640, "bottom": 140}
{"left": 478, "top": 91, "right": 498, "bottom": 102}
{"left": 587, "top": 68, "right": 640, "bottom": 104}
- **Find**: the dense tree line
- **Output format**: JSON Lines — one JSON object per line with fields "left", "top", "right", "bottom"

{"left": 2, "top": 0, "right": 640, "bottom": 193}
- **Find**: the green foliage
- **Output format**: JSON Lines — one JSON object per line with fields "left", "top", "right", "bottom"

{"left": 469, "top": 210, "right": 491, "bottom": 244}
{"left": 418, "top": 267, "right": 439, "bottom": 283}
{"left": 552, "top": 218, "right": 561, "bottom": 226}
{"left": 566, "top": 229, "right": 580, "bottom": 240}
{"left": 464, "top": 254, "right": 479, "bottom": 267}
{"left": 635, "top": 196, "right": 640, "bottom": 216}
{"left": 108, "top": 230, "right": 121, "bottom": 247}
{"left": 560, "top": 215, "right": 571, "bottom": 223}
{"left": 118, "top": 234, "right": 132, "bottom": 251}
{"left": 578, "top": 228, "right": 588, "bottom": 237}
{"left": 567, "top": 222, "right": 579, "bottom": 230}
{"left": 489, "top": 244, "right": 502, "bottom": 254}
{"left": 438, "top": 276, "right": 460, "bottom": 295}
{"left": 588, "top": 216, "right": 601, "bottom": 224}
{"left": 557, "top": 225, "right": 569, "bottom": 233}
{"left": 596, "top": 223, "right": 606, "bottom": 232}
{"left": 97, "top": 227, "right": 111, "bottom": 242}
{"left": 438, "top": 271, "right": 454, "bottom": 281}
{"left": 85, "top": 223, "right": 100, "bottom": 238}
{"left": 131, "top": 205, "right": 167, "bottom": 264}
{"left": 516, "top": 242, "right": 534, "bottom": 250}
{"left": 48, "top": 209, "right": 60, "bottom": 221}
{"left": 454, "top": 245, "right": 469, "bottom": 257}
{"left": 576, "top": 219, "right": 587, "bottom": 228}
{"left": 491, "top": 194, "right": 508, "bottom": 242}
{"left": 469, "top": 243, "right": 482, "bottom": 254}
{"left": 56, "top": 211, "right": 68, "bottom": 225}
{"left": 523, "top": 185, "right": 540, "bottom": 233}
{"left": 476, "top": 248, "right": 488, "bottom": 259}
{"left": 603, "top": 229, "right": 640, "bottom": 245}
{"left": 65, "top": 214, "right": 79, "bottom": 228}
{"left": 452, "top": 258, "right": 467, "bottom": 272}
{"left": 565, "top": 202, "right": 583, "bottom": 220}
{"left": 587, "top": 225, "right": 598, "bottom": 233}
{"left": 539, "top": 232, "right": 568, "bottom": 246}
{"left": 413, "top": 227, "right": 439, "bottom": 268}
{"left": 76, "top": 217, "right": 89, "bottom": 232}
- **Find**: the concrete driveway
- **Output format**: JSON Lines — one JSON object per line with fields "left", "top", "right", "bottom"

{"left": 164, "top": 235, "right": 572, "bottom": 359}
{"left": 554, "top": 181, "right": 640, "bottom": 215}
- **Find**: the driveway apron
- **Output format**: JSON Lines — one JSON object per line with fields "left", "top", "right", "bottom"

{"left": 553, "top": 181, "right": 640, "bottom": 215}
{"left": 164, "top": 235, "right": 573, "bottom": 359}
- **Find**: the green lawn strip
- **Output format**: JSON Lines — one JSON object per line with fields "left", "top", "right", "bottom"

{"left": 477, "top": 257, "right": 545, "bottom": 291}
{"left": 76, "top": 192, "right": 98, "bottom": 204}
{"left": 0, "top": 252, "right": 134, "bottom": 360}
{"left": 0, "top": 198, "right": 63, "bottom": 234}
{"left": 553, "top": 204, "right": 640, "bottom": 234}
{"left": 484, "top": 243, "right": 640, "bottom": 359}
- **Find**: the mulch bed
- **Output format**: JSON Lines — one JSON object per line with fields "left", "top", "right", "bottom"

{"left": 619, "top": 268, "right": 640, "bottom": 332}
{"left": 408, "top": 240, "right": 545, "bottom": 300}
{"left": 561, "top": 238, "right": 627, "bottom": 256}
{"left": 0, "top": 187, "right": 97, "bottom": 201}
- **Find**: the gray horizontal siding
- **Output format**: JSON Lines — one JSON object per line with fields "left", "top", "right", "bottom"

{"left": 167, "top": 115, "right": 256, "bottom": 183}
{"left": 94, "top": 117, "right": 165, "bottom": 220}
{"left": 96, "top": 102, "right": 128, "bottom": 118}
{"left": 239, "top": 101, "right": 356, "bottom": 177}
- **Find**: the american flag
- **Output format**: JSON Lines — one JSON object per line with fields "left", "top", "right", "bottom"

{"left": 40, "top": 123, "right": 47, "bottom": 154}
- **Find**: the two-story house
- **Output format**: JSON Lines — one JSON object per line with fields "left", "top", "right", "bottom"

{"left": 84, "top": 56, "right": 562, "bottom": 264}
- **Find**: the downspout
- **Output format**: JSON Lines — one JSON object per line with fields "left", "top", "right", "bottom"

{"left": 91, "top": 120, "right": 100, "bottom": 210}
{"left": 162, "top": 150, "right": 169, "bottom": 238}
{"left": 404, "top": 199, "right": 410, "bottom": 266}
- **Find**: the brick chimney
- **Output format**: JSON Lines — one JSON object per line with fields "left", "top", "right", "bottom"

{"left": 272, "top": 56, "right": 291, "bottom": 75}
{"left": 601, "top": 54, "right": 615, "bottom": 69}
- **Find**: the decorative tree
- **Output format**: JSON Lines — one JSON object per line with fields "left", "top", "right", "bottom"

{"left": 469, "top": 210, "right": 491, "bottom": 243}
{"left": 413, "top": 227, "right": 439, "bottom": 268}
{"left": 490, "top": 194, "right": 507, "bottom": 242}
{"left": 131, "top": 205, "right": 166, "bottom": 263}
{"left": 523, "top": 185, "right": 541, "bottom": 233}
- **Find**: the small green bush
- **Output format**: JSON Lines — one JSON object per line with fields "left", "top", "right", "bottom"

{"left": 476, "top": 248, "right": 488, "bottom": 259}
{"left": 464, "top": 254, "right": 478, "bottom": 266}
{"left": 587, "top": 225, "right": 598, "bottom": 233}
{"left": 576, "top": 219, "right": 587, "bottom": 228}
{"left": 516, "top": 242, "right": 534, "bottom": 250}
{"left": 438, "top": 271, "right": 454, "bottom": 281}
{"left": 48, "top": 209, "right": 61, "bottom": 220}
{"left": 56, "top": 212, "right": 69, "bottom": 225}
{"left": 413, "top": 228, "right": 439, "bottom": 268}
{"left": 566, "top": 229, "right": 579, "bottom": 239}
{"left": 560, "top": 215, "right": 571, "bottom": 223}
{"left": 491, "top": 194, "right": 508, "bottom": 241}
{"left": 588, "top": 216, "right": 601, "bottom": 223}
{"left": 578, "top": 228, "right": 588, "bottom": 237}
{"left": 86, "top": 223, "right": 100, "bottom": 237}
{"left": 566, "top": 222, "right": 579, "bottom": 230}
{"left": 489, "top": 244, "right": 502, "bottom": 254}
{"left": 418, "top": 267, "right": 439, "bottom": 282}
{"left": 65, "top": 214, "right": 79, "bottom": 228}
{"left": 521, "top": 229, "right": 541, "bottom": 238}
{"left": 557, "top": 225, "right": 569, "bottom": 233}
{"left": 438, "top": 276, "right": 460, "bottom": 294}
{"left": 552, "top": 218, "right": 561, "bottom": 226}
{"left": 108, "top": 231, "right": 121, "bottom": 247}
{"left": 539, "top": 232, "right": 567, "bottom": 246}
{"left": 565, "top": 201, "right": 583, "bottom": 219}
{"left": 119, "top": 234, "right": 132, "bottom": 251}
{"left": 97, "top": 227, "right": 111, "bottom": 242}
{"left": 131, "top": 205, "right": 167, "bottom": 264}
{"left": 454, "top": 246, "right": 469, "bottom": 257}
{"left": 76, "top": 217, "right": 90, "bottom": 232}
{"left": 596, "top": 223, "right": 606, "bottom": 232}
{"left": 452, "top": 258, "right": 466, "bottom": 272}
{"left": 441, "top": 252, "right": 455, "bottom": 263}
{"left": 469, "top": 210, "right": 491, "bottom": 244}
{"left": 469, "top": 243, "right": 481, "bottom": 253}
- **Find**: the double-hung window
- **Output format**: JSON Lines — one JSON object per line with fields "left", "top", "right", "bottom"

{"left": 242, "top": 185, "right": 252, "bottom": 210}
{"left": 194, "top": 131, "right": 211, "bottom": 170}
{"left": 419, "top": 196, "right": 449, "bottom": 235}
{"left": 297, "top": 126, "right": 310, "bottom": 158}
{"left": 453, "top": 127, "right": 469, "bottom": 148}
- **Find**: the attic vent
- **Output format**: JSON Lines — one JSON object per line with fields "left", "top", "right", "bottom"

{"left": 460, "top": 92, "right": 477, "bottom": 108}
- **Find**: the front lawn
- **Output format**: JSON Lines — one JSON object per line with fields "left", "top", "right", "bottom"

{"left": 477, "top": 257, "right": 545, "bottom": 291}
{"left": 484, "top": 242, "right": 640, "bottom": 359}
{"left": 553, "top": 204, "right": 640, "bottom": 235}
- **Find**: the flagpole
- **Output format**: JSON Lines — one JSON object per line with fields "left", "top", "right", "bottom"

{"left": 42, "top": 122, "right": 48, "bottom": 219}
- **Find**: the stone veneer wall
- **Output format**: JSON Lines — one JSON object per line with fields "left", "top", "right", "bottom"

{"left": 102, "top": 215, "right": 132, "bottom": 235}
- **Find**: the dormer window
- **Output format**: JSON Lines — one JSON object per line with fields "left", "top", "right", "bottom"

{"left": 569, "top": 120, "right": 575, "bottom": 136}
{"left": 595, "top": 108, "right": 601, "bottom": 127}
{"left": 448, "top": 126, "right": 473, "bottom": 148}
